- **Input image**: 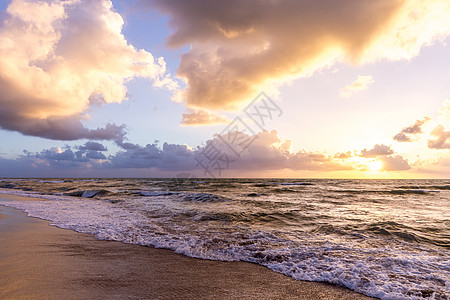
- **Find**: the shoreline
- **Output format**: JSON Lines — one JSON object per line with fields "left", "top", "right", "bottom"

{"left": 0, "top": 193, "right": 374, "bottom": 299}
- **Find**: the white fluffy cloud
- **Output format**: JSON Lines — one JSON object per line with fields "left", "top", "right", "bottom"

{"left": 440, "top": 100, "right": 450, "bottom": 120}
{"left": 339, "top": 75, "right": 374, "bottom": 98}
{"left": 0, "top": 0, "right": 175, "bottom": 140}
{"left": 428, "top": 125, "right": 450, "bottom": 149}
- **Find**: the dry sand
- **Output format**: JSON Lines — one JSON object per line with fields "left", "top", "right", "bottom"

{"left": 0, "top": 195, "right": 374, "bottom": 299}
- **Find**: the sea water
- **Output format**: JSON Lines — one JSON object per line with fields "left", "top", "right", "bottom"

{"left": 0, "top": 178, "right": 449, "bottom": 299}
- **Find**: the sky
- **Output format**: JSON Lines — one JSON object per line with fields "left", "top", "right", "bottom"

{"left": 0, "top": 0, "right": 449, "bottom": 178}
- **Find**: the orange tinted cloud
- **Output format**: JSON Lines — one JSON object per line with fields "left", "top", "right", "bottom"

{"left": 0, "top": 0, "right": 175, "bottom": 140}
{"left": 180, "top": 110, "right": 229, "bottom": 126}
{"left": 428, "top": 125, "right": 450, "bottom": 149}
{"left": 148, "top": 0, "right": 450, "bottom": 110}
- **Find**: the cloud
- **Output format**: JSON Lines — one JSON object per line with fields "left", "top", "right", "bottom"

{"left": 392, "top": 101, "right": 449, "bottom": 150}
{"left": 180, "top": 110, "right": 230, "bottom": 126}
{"left": 339, "top": 75, "right": 374, "bottom": 98}
{"left": 0, "top": 129, "right": 423, "bottom": 176}
{"left": 379, "top": 155, "right": 411, "bottom": 171}
{"left": 0, "top": 130, "right": 355, "bottom": 177}
{"left": 414, "top": 155, "right": 450, "bottom": 175}
{"left": 0, "top": 116, "right": 127, "bottom": 141}
{"left": 334, "top": 151, "right": 353, "bottom": 159}
{"left": 78, "top": 141, "right": 108, "bottom": 152}
{"left": 428, "top": 125, "right": 450, "bottom": 149}
{"left": 440, "top": 99, "right": 450, "bottom": 120}
{"left": 84, "top": 150, "right": 107, "bottom": 160}
{"left": 335, "top": 144, "right": 411, "bottom": 171}
{"left": 111, "top": 130, "right": 348, "bottom": 172}
{"left": 109, "top": 142, "right": 196, "bottom": 170}
{"left": 357, "top": 144, "right": 411, "bottom": 171}
{"left": 360, "top": 144, "right": 394, "bottom": 157}
{"left": 145, "top": 0, "right": 450, "bottom": 110}
{"left": 197, "top": 130, "right": 352, "bottom": 172}
{"left": 0, "top": 0, "right": 175, "bottom": 140}
{"left": 393, "top": 117, "right": 430, "bottom": 142}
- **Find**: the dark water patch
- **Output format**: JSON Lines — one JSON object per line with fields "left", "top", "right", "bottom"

{"left": 194, "top": 210, "right": 303, "bottom": 227}
{"left": 195, "top": 212, "right": 235, "bottom": 222}
{"left": 65, "top": 191, "right": 84, "bottom": 197}
{"left": 246, "top": 193, "right": 260, "bottom": 197}
{"left": 311, "top": 224, "right": 339, "bottom": 234}
{"left": 431, "top": 185, "right": 450, "bottom": 190}
{"left": 398, "top": 185, "right": 450, "bottom": 190}
{"left": 334, "top": 189, "right": 435, "bottom": 195}
{"left": 245, "top": 193, "right": 268, "bottom": 197}
{"left": 254, "top": 183, "right": 272, "bottom": 187}
{"left": 254, "top": 182, "right": 313, "bottom": 187}
{"left": 82, "top": 190, "right": 111, "bottom": 198}
{"left": 272, "top": 188, "right": 298, "bottom": 194}
{"left": 140, "top": 191, "right": 181, "bottom": 197}
{"left": 55, "top": 186, "right": 77, "bottom": 192}
{"left": 389, "top": 189, "right": 432, "bottom": 195}
{"left": 279, "top": 182, "right": 314, "bottom": 186}
{"left": 359, "top": 222, "right": 450, "bottom": 248}
{"left": 182, "top": 193, "right": 231, "bottom": 203}
{"left": 210, "top": 183, "right": 239, "bottom": 188}
{"left": 108, "top": 199, "right": 123, "bottom": 204}
{"left": 319, "top": 197, "right": 351, "bottom": 205}
{"left": 356, "top": 198, "right": 384, "bottom": 204}
{"left": 0, "top": 183, "right": 15, "bottom": 189}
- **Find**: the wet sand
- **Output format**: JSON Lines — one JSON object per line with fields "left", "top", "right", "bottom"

{"left": 0, "top": 195, "right": 374, "bottom": 299}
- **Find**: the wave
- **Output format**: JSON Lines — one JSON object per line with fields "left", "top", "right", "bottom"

{"left": 181, "top": 192, "right": 231, "bottom": 203}
{"left": 0, "top": 183, "right": 15, "bottom": 189}
{"left": 390, "top": 189, "right": 433, "bottom": 195}
{"left": 272, "top": 188, "right": 298, "bottom": 194}
{"left": 64, "top": 189, "right": 112, "bottom": 198}
{"left": 140, "top": 191, "right": 181, "bottom": 197}
{"left": 1, "top": 179, "right": 449, "bottom": 299}
{"left": 1, "top": 196, "right": 448, "bottom": 300}
{"left": 38, "top": 180, "right": 66, "bottom": 183}
{"left": 308, "top": 221, "right": 450, "bottom": 249}
{"left": 254, "top": 182, "right": 313, "bottom": 187}
{"left": 244, "top": 193, "right": 268, "bottom": 197}
{"left": 398, "top": 185, "right": 450, "bottom": 190}
{"left": 335, "top": 189, "right": 437, "bottom": 195}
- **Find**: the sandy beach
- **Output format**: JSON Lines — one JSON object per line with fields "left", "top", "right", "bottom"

{"left": 0, "top": 194, "right": 374, "bottom": 300}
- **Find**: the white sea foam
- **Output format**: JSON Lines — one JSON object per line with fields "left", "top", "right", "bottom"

{"left": 39, "top": 180, "right": 65, "bottom": 183}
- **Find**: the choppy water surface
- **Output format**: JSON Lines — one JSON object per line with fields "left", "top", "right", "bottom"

{"left": 1, "top": 178, "right": 449, "bottom": 299}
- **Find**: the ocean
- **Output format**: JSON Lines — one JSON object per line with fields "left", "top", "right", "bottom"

{"left": 0, "top": 178, "right": 449, "bottom": 299}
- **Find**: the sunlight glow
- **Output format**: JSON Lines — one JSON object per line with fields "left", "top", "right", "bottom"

{"left": 368, "top": 160, "right": 383, "bottom": 172}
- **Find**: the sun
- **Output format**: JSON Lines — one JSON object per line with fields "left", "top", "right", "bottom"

{"left": 368, "top": 160, "right": 383, "bottom": 171}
